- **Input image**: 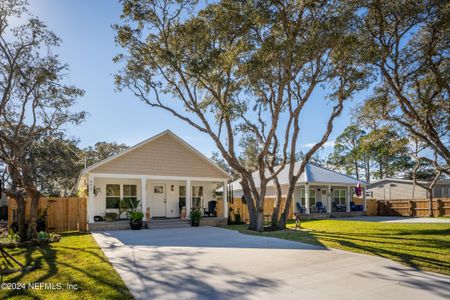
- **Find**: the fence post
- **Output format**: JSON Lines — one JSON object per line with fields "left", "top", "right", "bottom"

{"left": 409, "top": 200, "right": 414, "bottom": 217}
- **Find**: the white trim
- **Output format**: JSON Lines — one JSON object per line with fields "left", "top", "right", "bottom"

{"left": 87, "top": 174, "right": 95, "bottom": 223}
{"left": 88, "top": 173, "right": 227, "bottom": 182}
{"left": 186, "top": 179, "right": 191, "bottom": 218}
{"left": 305, "top": 184, "right": 310, "bottom": 214}
{"left": 141, "top": 177, "right": 147, "bottom": 221}
{"left": 81, "top": 130, "right": 230, "bottom": 178}
{"left": 223, "top": 181, "right": 229, "bottom": 218}
{"left": 327, "top": 185, "right": 331, "bottom": 213}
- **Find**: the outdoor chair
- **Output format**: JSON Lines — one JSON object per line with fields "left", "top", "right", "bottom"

{"left": 295, "top": 202, "right": 305, "bottom": 213}
{"left": 332, "top": 201, "right": 346, "bottom": 212}
{"left": 350, "top": 201, "right": 364, "bottom": 211}
{"left": 316, "top": 201, "right": 327, "bottom": 213}
{"left": 203, "top": 200, "right": 217, "bottom": 217}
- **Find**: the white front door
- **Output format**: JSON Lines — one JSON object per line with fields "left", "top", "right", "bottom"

{"left": 151, "top": 184, "right": 166, "bottom": 217}
{"left": 320, "top": 189, "right": 327, "bottom": 204}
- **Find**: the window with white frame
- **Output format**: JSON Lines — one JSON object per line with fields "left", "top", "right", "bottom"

{"left": 192, "top": 186, "right": 203, "bottom": 209}
{"left": 106, "top": 184, "right": 120, "bottom": 209}
{"left": 332, "top": 189, "right": 346, "bottom": 205}
{"left": 153, "top": 185, "right": 164, "bottom": 194}
{"left": 300, "top": 188, "right": 316, "bottom": 206}
{"left": 123, "top": 184, "right": 137, "bottom": 207}
{"left": 179, "top": 186, "right": 186, "bottom": 207}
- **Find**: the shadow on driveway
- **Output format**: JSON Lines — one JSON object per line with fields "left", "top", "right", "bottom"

{"left": 96, "top": 226, "right": 325, "bottom": 250}
{"left": 93, "top": 227, "right": 450, "bottom": 300}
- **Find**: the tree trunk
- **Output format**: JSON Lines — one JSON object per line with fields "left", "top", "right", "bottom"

{"left": 278, "top": 183, "right": 297, "bottom": 229}
{"left": 256, "top": 198, "right": 264, "bottom": 232}
{"left": 270, "top": 178, "right": 283, "bottom": 229}
{"left": 240, "top": 178, "right": 257, "bottom": 230}
{"left": 355, "top": 160, "right": 359, "bottom": 180}
{"left": 365, "top": 159, "right": 371, "bottom": 183}
{"left": 278, "top": 194, "right": 292, "bottom": 229}
{"left": 428, "top": 192, "right": 433, "bottom": 217}
{"left": 28, "top": 191, "right": 41, "bottom": 237}
{"left": 14, "top": 195, "right": 27, "bottom": 241}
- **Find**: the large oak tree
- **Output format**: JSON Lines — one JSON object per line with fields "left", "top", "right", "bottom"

{"left": 114, "top": 0, "right": 369, "bottom": 231}
{"left": 0, "top": 0, "right": 85, "bottom": 238}
{"left": 359, "top": 0, "right": 449, "bottom": 175}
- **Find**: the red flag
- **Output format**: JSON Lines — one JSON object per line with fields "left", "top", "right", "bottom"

{"left": 355, "top": 183, "right": 362, "bottom": 197}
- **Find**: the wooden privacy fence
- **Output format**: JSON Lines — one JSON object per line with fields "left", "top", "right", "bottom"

{"left": 227, "top": 197, "right": 294, "bottom": 223}
{"left": 377, "top": 198, "right": 450, "bottom": 217}
{"left": 225, "top": 197, "right": 378, "bottom": 221}
{"left": 8, "top": 197, "right": 87, "bottom": 232}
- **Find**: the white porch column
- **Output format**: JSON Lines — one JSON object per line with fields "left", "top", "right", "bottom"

{"left": 223, "top": 181, "right": 229, "bottom": 218}
{"left": 141, "top": 177, "right": 147, "bottom": 221}
{"left": 87, "top": 174, "right": 95, "bottom": 223}
{"left": 347, "top": 186, "right": 351, "bottom": 212}
{"left": 327, "top": 185, "right": 332, "bottom": 213}
{"left": 305, "top": 184, "right": 310, "bottom": 214}
{"left": 363, "top": 186, "right": 367, "bottom": 212}
{"left": 186, "top": 179, "right": 191, "bottom": 218}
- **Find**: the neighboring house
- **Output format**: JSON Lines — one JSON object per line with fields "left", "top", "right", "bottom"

{"left": 367, "top": 178, "right": 450, "bottom": 200}
{"left": 229, "top": 163, "right": 367, "bottom": 214}
{"left": 78, "top": 130, "right": 230, "bottom": 223}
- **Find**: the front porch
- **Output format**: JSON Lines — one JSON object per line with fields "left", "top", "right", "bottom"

{"left": 297, "top": 183, "right": 367, "bottom": 214}
{"left": 86, "top": 173, "right": 229, "bottom": 225}
{"left": 298, "top": 211, "right": 365, "bottom": 220}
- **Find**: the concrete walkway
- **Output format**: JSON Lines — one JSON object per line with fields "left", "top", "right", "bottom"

{"left": 92, "top": 227, "right": 450, "bottom": 300}
{"left": 344, "top": 216, "right": 450, "bottom": 223}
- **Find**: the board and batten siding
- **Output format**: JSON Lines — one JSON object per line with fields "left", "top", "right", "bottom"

{"left": 90, "top": 133, "right": 226, "bottom": 178}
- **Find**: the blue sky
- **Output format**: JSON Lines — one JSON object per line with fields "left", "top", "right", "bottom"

{"left": 27, "top": 0, "right": 371, "bottom": 159}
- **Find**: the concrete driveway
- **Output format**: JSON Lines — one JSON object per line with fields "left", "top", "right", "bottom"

{"left": 92, "top": 227, "right": 450, "bottom": 300}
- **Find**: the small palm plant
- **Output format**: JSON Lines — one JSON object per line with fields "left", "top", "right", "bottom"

{"left": 189, "top": 208, "right": 203, "bottom": 226}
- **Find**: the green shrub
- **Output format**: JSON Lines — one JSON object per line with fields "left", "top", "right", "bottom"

{"left": 189, "top": 208, "right": 203, "bottom": 222}
{"left": 37, "top": 231, "right": 49, "bottom": 241}
{"left": 0, "top": 231, "right": 21, "bottom": 247}
{"left": 128, "top": 210, "right": 144, "bottom": 222}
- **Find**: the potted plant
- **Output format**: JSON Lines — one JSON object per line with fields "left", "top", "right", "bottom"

{"left": 123, "top": 199, "right": 144, "bottom": 230}
{"left": 189, "top": 208, "right": 202, "bottom": 227}
{"left": 129, "top": 210, "right": 144, "bottom": 230}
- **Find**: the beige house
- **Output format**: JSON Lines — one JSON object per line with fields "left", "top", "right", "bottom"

{"left": 78, "top": 130, "right": 230, "bottom": 224}
{"left": 367, "top": 178, "right": 450, "bottom": 200}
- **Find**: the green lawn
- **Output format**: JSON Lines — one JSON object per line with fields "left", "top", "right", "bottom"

{"left": 0, "top": 233, "right": 133, "bottom": 300}
{"left": 227, "top": 220, "right": 450, "bottom": 275}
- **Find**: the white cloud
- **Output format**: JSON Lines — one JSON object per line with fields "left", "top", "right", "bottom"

{"left": 302, "top": 140, "right": 335, "bottom": 148}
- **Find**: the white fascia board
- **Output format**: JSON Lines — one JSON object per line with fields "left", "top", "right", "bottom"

{"left": 89, "top": 172, "right": 227, "bottom": 182}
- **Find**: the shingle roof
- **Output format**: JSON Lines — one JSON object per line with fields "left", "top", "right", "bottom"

{"left": 229, "top": 163, "right": 365, "bottom": 191}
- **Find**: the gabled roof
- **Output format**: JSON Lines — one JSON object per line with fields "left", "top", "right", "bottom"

{"left": 367, "top": 177, "right": 448, "bottom": 188}
{"left": 81, "top": 130, "right": 229, "bottom": 178}
{"left": 228, "top": 163, "right": 365, "bottom": 191}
